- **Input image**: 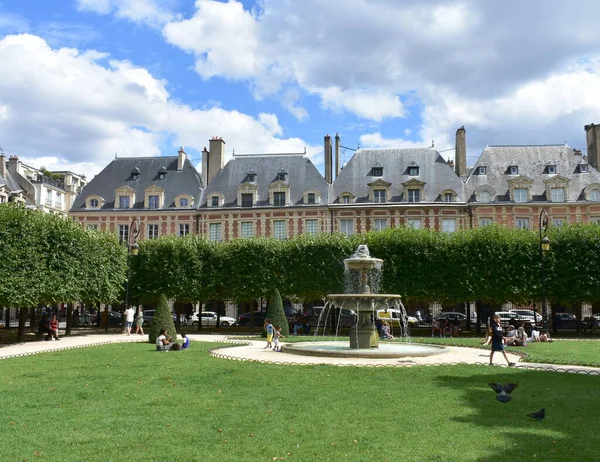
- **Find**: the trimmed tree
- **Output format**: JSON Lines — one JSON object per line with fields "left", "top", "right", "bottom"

{"left": 149, "top": 294, "right": 177, "bottom": 344}
{"left": 265, "top": 288, "right": 289, "bottom": 337}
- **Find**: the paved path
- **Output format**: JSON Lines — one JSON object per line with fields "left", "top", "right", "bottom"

{"left": 1, "top": 334, "right": 599, "bottom": 374}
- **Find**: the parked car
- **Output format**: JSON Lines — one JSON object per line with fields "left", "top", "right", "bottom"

{"left": 94, "top": 311, "right": 123, "bottom": 327}
{"left": 509, "top": 309, "right": 542, "bottom": 324}
{"left": 304, "top": 306, "right": 357, "bottom": 328}
{"left": 553, "top": 312, "right": 581, "bottom": 329}
{"left": 237, "top": 311, "right": 268, "bottom": 327}
{"left": 376, "top": 309, "right": 418, "bottom": 326}
{"left": 190, "top": 311, "right": 237, "bottom": 326}
{"left": 490, "top": 311, "right": 526, "bottom": 328}
{"left": 143, "top": 310, "right": 186, "bottom": 326}
{"left": 435, "top": 312, "right": 468, "bottom": 327}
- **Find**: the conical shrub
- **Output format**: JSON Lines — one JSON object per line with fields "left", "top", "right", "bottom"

{"left": 266, "top": 288, "right": 289, "bottom": 336}
{"left": 149, "top": 294, "right": 177, "bottom": 344}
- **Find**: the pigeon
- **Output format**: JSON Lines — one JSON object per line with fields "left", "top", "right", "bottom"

{"left": 527, "top": 408, "right": 545, "bottom": 421}
{"left": 488, "top": 383, "right": 518, "bottom": 403}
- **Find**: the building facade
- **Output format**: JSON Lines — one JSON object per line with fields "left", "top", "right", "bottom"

{"left": 0, "top": 154, "right": 86, "bottom": 215}
{"left": 70, "top": 124, "right": 600, "bottom": 242}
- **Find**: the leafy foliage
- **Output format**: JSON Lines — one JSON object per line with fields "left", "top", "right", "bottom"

{"left": 266, "top": 288, "right": 289, "bottom": 336}
{"left": 148, "top": 294, "right": 177, "bottom": 344}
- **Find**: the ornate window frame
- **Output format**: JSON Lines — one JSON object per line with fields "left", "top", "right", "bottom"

{"left": 367, "top": 178, "right": 392, "bottom": 203}
{"left": 144, "top": 185, "right": 165, "bottom": 209}
{"left": 440, "top": 189, "right": 457, "bottom": 203}
{"left": 339, "top": 192, "right": 355, "bottom": 204}
{"left": 475, "top": 186, "right": 495, "bottom": 203}
{"left": 543, "top": 175, "right": 570, "bottom": 203}
{"left": 208, "top": 192, "right": 225, "bottom": 207}
{"left": 302, "top": 189, "right": 321, "bottom": 205}
{"left": 268, "top": 180, "right": 290, "bottom": 206}
{"left": 174, "top": 194, "right": 194, "bottom": 209}
{"left": 237, "top": 183, "right": 258, "bottom": 207}
{"left": 584, "top": 183, "right": 600, "bottom": 201}
{"left": 507, "top": 176, "right": 533, "bottom": 202}
{"left": 115, "top": 186, "right": 135, "bottom": 209}
{"left": 402, "top": 178, "right": 426, "bottom": 202}
{"left": 86, "top": 194, "right": 105, "bottom": 209}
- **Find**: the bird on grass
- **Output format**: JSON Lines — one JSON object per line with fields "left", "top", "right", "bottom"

{"left": 527, "top": 408, "right": 545, "bottom": 421}
{"left": 488, "top": 383, "right": 518, "bottom": 403}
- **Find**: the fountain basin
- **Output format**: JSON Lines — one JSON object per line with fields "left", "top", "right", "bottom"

{"left": 281, "top": 341, "right": 448, "bottom": 359}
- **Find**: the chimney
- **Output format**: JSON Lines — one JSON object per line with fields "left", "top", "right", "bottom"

{"left": 455, "top": 126, "right": 467, "bottom": 177}
{"left": 585, "top": 124, "right": 600, "bottom": 169}
{"left": 208, "top": 137, "right": 225, "bottom": 184}
{"left": 324, "top": 134, "right": 333, "bottom": 184}
{"left": 7, "top": 155, "right": 19, "bottom": 175}
{"left": 177, "top": 146, "right": 186, "bottom": 171}
{"left": 335, "top": 133, "right": 341, "bottom": 179}
{"left": 0, "top": 153, "right": 5, "bottom": 178}
{"left": 201, "top": 146, "right": 209, "bottom": 185}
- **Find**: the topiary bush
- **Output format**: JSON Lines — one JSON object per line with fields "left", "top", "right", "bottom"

{"left": 149, "top": 294, "right": 178, "bottom": 344}
{"left": 265, "top": 288, "right": 289, "bottom": 337}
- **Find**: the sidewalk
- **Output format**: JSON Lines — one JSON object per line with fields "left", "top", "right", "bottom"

{"left": 1, "top": 333, "right": 599, "bottom": 374}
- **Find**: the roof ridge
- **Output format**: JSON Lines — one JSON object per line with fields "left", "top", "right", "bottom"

{"left": 232, "top": 152, "right": 306, "bottom": 157}
{"left": 488, "top": 144, "right": 565, "bottom": 148}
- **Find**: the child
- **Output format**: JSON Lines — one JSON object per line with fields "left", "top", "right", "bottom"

{"left": 380, "top": 321, "right": 394, "bottom": 339}
{"left": 264, "top": 319, "right": 274, "bottom": 349}
{"left": 181, "top": 333, "right": 190, "bottom": 350}
{"left": 273, "top": 325, "right": 285, "bottom": 352}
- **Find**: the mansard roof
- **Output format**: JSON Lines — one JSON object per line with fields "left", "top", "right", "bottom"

{"left": 330, "top": 148, "right": 464, "bottom": 203}
{"left": 71, "top": 156, "right": 203, "bottom": 210}
{"left": 201, "top": 154, "right": 328, "bottom": 207}
{"left": 465, "top": 144, "right": 600, "bottom": 202}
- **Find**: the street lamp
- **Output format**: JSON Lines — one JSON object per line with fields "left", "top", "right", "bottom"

{"left": 120, "top": 217, "right": 141, "bottom": 332}
{"left": 539, "top": 209, "right": 551, "bottom": 332}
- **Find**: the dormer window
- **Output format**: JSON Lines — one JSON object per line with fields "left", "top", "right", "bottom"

{"left": 245, "top": 169, "right": 257, "bottom": 183}
{"left": 579, "top": 164, "right": 589, "bottom": 173}
{"left": 372, "top": 166, "right": 383, "bottom": 177}
{"left": 547, "top": 165, "right": 556, "bottom": 174}
{"left": 277, "top": 169, "right": 287, "bottom": 182}
{"left": 90, "top": 199, "right": 98, "bottom": 208}
{"left": 509, "top": 166, "right": 518, "bottom": 175}
{"left": 477, "top": 166, "right": 487, "bottom": 175}
{"left": 307, "top": 193, "right": 315, "bottom": 204}
{"left": 211, "top": 196, "right": 219, "bottom": 207}
{"left": 131, "top": 167, "right": 140, "bottom": 181}
{"left": 444, "top": 193, "right": 453, "bottom": 202}
{"left": 158, "top": 166, "right": 167, "bottom": 180}
{"left": 273, "top": 191, "right": 286, "bottom": 206}
{"left": 179, "top": 198, "right": 188, "bottom": 207}
{"left": 408, "top": 166, "right": 419, "bottom": 176}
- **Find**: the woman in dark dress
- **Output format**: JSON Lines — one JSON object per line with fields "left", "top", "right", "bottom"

{"left": 489, "top": 314, "right": 515, "bottom": 366}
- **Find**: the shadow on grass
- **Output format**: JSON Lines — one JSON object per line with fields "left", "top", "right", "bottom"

{"left": 434, "top": 368, "right": 600, "bottom": 461}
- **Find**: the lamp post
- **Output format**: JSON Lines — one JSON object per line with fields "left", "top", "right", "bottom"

{"left": 121, "top": 217, "right": 140, "bottom": 332}
{"left": 539, "top": 209, "right": 551, "bottom": 332}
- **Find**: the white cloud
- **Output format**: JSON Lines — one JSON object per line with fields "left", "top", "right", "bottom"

{"left": 315, "top": 87, "right": 405, "bottom": 122}
{"left": 360, "top": 132, "right": 428, "bottom": 150}
{"left": 0, "top": 34, "right": 319, "bottom": 177}
{"left": 75, "top": 0, "right": 174, "bottom": 28}
{"left": 162, "top": 0, "right": 259, "bottom": 80}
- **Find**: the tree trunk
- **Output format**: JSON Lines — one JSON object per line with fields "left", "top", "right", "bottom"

{"left": 66, "top": 303, "right": 73, "bottom": 336}
{"left": 574, "top": 301, "right": 583, "bottom": 338}
{"left": 17, "top": 307, "right": 28, "bottom": 342}
{"left": 30, "top": 307, "right": 37, "bottom": 333}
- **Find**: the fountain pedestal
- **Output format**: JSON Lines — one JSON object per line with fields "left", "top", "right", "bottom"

{"left": 350, "top": 312, "right": 378, "bottom": 348}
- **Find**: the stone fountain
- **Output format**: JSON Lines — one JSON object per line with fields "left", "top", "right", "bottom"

{"left": 282, "top": 245, "right": 447, "bottom": 358}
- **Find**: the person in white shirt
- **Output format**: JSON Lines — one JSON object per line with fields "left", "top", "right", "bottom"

{"left": 124, "top": 306, "right": 136, "bottom": 335}
{"left": 156, "top": 329, "right": 174, "bottom": 351}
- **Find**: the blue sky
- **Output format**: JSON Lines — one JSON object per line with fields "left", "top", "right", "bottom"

{"left": 1, "top": 0, "right": 600, "bottom": 178}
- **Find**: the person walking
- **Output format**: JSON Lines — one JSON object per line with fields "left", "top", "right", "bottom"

{"left": 124, "top": 306, "right": 135, "bottom": 335}
{"left": 489, "top": 314, "right": 515, "bottom": 366}
{"left": 134, "top": 308, "right": 144, "bottom": 335}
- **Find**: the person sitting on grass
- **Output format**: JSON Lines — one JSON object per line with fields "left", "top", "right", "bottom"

{"left": 380, "top": 321, "right": 394, "bottom": 339}
{"left": 512, "top": 326, "right": 528, "bottom": 346}
{"left": 181, "top": 333, "right": 190, "bottom": 350}
{"left": 156, "top": 329, "right": 174, "bottom": 351}
{"left": 538, "top": 330, "right": 553, "bottom": 342}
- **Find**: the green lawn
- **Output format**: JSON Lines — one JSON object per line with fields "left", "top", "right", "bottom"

{"left": 1, "top": 342, "right": 599, "bottom": 461}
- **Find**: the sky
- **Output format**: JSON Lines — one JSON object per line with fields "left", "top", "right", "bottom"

{"left": 1, "top": 0, "right": 600, "bottom": 179}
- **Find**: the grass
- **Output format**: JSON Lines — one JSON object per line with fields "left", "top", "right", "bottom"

{"left": 1, "top": 342, "right": 600, "bottom": 461}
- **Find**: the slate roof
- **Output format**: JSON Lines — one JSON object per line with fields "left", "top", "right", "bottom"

{"left": 71, "top": 156, "right": 203, "bottom": 210}
{"left": 200, "top": 154, "right": 328, "bottom": 207}
{"left": 330, "top": 148, "right": 465, "bottom": 203}
{"left": 0, "top": 167, "right": 24, "bottom": 193}
{"left": 465, "top": 144, "right": 600, "bottom": 202}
